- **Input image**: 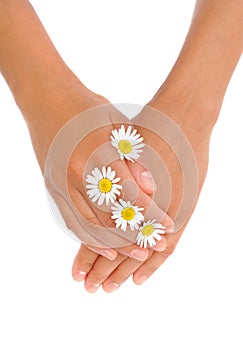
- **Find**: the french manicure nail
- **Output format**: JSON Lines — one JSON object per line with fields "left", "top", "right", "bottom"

{"left": 87, "top": 283, "right": 100, "bottom": 293}
{"left": 166, "top": 227, "right": 176, "bottom": 233}
{"left": 106, "top": 282, "right": 120, "bottom": 293}
{"left": 130, "top": 249, "right": 148, "bottom": 261}
{"left": 153, "top": 242, "right": 166, "bottom": 252}
{"left": 74, "top": 271, "right": 86, "bottom": 282}
{"left": 163, "top": 215, "right": 175, "bottom": 229}
{"left": 140, "top": 171, "right": 155, "bottom": 191}
{"left": 136, "top": 275, "right": 148, "bottom": 284}
{"left": 141, "top": 171, "right": 153, "bottom": 180}
{"left": 101, "top": 250, "right": 116, "bottom": 260}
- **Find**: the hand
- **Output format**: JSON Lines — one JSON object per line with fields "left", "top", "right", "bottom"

{"left": 72, "top": 89, "right": 213, "bottom": 292}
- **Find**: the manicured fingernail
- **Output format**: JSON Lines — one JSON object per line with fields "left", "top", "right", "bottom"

{"left": 130, "top": 249, "right": 148, "bottom": 261}
{"left": 105, "top": 282, "right": 120, "bottom": 293}
{"left": 140, "top": 171, "right": 155, "bottom": 191}
{"left": 163, "top": 216, "right": 175, "bottom": 231}
{"left": 74, "top": 271, "right": 86, "bottom": 282}
{"left": 86, "top": 283, "right": 100, "bottom": 293}
{"left": 141, "top": 171, "right": 153, "bottom": 181}
{"left": 100, "top": 250, "right": 116, "bottom": 260}
{"left": 153, "top": 240, "right": 166, "bottom": 252}
{"left": 136, "top": 275, "right": 148, "bottom": 285}
{"left": 166, "top": 226, "right": 176, "bottom": 233}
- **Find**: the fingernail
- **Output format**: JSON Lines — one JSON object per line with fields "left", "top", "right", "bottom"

{"left": 163, "top": 216, "right": 175, "bottom": 231}
{"left": 153, "top": 240, "right": 166, "bottom": 252}
{"left": 141, "top": 171, "right": 153, "bottom": 180}
{"left": 136, "top": 275, "right": 148, "bottom": 285}
{"left": 86, "top": 283, "right": 100, "bottom": 293}
{"left": 74, "top": 271, "right": 86, "bottom": 282}
{"left": 130, "top": 249, "right": 148, "bottom": 261}
{"left": 166, "top": 226, "right": 176, "bottom": 233}
{"left": 100, "top": 250, "right": 116, "bottom": 260}
{"left": 140, "top": 171, "right": 155, "bottom": 191}
{"left": 105, "top": 282, "right": 120, "bottom": 293}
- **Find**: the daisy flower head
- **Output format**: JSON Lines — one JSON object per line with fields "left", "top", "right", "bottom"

{"left": 110, "top": 125, "right": 145, "bottom": 162}
{"left": 111, "top": 199, "right": 144, "bottom": 231}
{"left": 86, "top": 166, "right": 122, "bottom": 206}
{"left": 136, "top": 220, "right": 166, "bottom": 248}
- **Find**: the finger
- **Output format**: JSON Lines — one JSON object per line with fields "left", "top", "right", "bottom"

{"left": 72, "top": 244, "right": 99, "bottom": 282}
{"left": 128, "top": 161, "right": 154, "bottom": 195}
{"left": 84, "top": 253, "right": 127, "bottom": 293}
{"left": 83, "top": 157, "right": 174, "bottom": 232}
{"left": 132, "top": 231, "right": 183, "bottom": 284}
{"left": 102, "top": 249, "right": 154, "bottom": 292}
{"left": 86, "top": 244, "right": 117, "bottom": 260}
{"left": 50, "top": 190, "right": 118, "bottom": 260}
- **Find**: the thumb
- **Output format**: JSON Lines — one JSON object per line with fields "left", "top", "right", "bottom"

{"left": 128, "top": 162, "right": 155, "bottom": 195}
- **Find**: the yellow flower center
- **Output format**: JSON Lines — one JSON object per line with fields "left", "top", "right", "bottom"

{"left": 118, "top": 140, "right": 132, "bottom": 154}
{"left": 121, "top": 207, "right": 135, "bottom": 221}
{"left": 98, "top": 178, "right": 112, "bottom": 193}
{"left": 141, "top": 225, "right": 155, "bottom": 237}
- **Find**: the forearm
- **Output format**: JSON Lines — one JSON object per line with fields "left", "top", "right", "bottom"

{"left": 151, "top": 0, "right": 243, "bottom": 127}
{"left": 0, "top": 0, "right": 88, "bottom": 123}
{"left": 0, "top": 0, "right": 107, "bottom": 169}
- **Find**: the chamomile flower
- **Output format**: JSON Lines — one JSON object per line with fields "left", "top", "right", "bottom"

{"left": 86, "top": 166, "right": 122, "bottom": 206}
{"left": 136, "top": 220, "right": 166, "bottom": 248}
{"left": 110, "top": 125, "right": 145, "bottom": 162}
{"left": 111, "top": 199, "right": 144, "bottom": 231}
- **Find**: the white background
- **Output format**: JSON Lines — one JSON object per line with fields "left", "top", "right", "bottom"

{"left": 0, "top": 1, "right": 243, "bottom": 349}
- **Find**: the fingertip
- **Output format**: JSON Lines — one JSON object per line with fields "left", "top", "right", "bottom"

{"left": 100, "top": 249, "right": 118, "bottom": 261}
{"left": 73, "top": 271, "right": 87, "bottom": 282}
{"left": 162, "top": 214, "right": 175, "bottom": 232}
{"left": 152, "top": 236, "right": 167, "bottom": 252}
{"left": 86, "top": 245, "right": 118, "bottom": 260}
{"left": 139, "top": 171, "right": 155, "bottom": 194}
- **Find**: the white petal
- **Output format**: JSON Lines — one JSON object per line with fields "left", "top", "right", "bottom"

{"left": 143, "top": 239, "right": 148, "bottom": 249}
{"left": 153, "top": 233, "right": 162, "bottom": 241}
{"left": 111, "top": 140, "right": 118, "bottom": 147}
{"left": 121, "top": 220, "right": 127, "bottom": 231}
{"left": 155, "top": 229, "right": 165, "bottom": 234}
{"left": 86, "top": 176, "right": 98, "bottom": 185}
{"left": 148, "top": 236, "right": 156, "bottom": 247}
{"left": 106, "top": 166, "right": 112, "bottom": 179}
{"left": 112, "top": 188, "right": 121, "bottom": 196}
{"left": 86, "top": 184, "right": 97, "bottom": 189}
{"left": 92, "top": 167, "right": 103, "bottom": 179}
{"left": 133, "top": 143, "right": 145, "bottom": 149}
{"left": 91, "top": 192, "right": 101, "bottom": 203}
{"left": 133, "top": 133, "right": 142, "bottom": 140}
{"left": 125, "top": 125, "right": 132, "bottom": 137}
{"left": 87, "top": 188, "right": 99, "bottom": 197}
{"left": 111, "top": 129, "right": 119, "bottom": 139}
{"left": 102, "top": 166, "right": 107, "bottom": 178}
{"left": 119, "top": 199, "right": 127, "bottom": 207}
{"left": 124, "top": 155, "right": 134, "bottom": 162}
{"left": 105, "top": 193, "right": 110, "bottom": 205}
{"left": 120, "top": 125, "right": 126, "bottom": 138}
{"left": 112, "top": 183, "right": 122, "bottom": 189}
{"left": 130, "top": 129, "right": 137, "bottom": 137}
{"left": 111, "top": 203, "right": 123, "bottom": 211}
{"left": 109, "top": 170, "right": 116, "bottom": 181}
{"left": 112, "top": 177, "right": 121, "bottom": 183}
{"left": 109, "top": 194, "right": 115, "bottom": 203}
{"left": 97, "top": 193, "right": 105, "bottom": 206}
{"left": 111, "top": 214, "right": 121, "bottom": 219}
